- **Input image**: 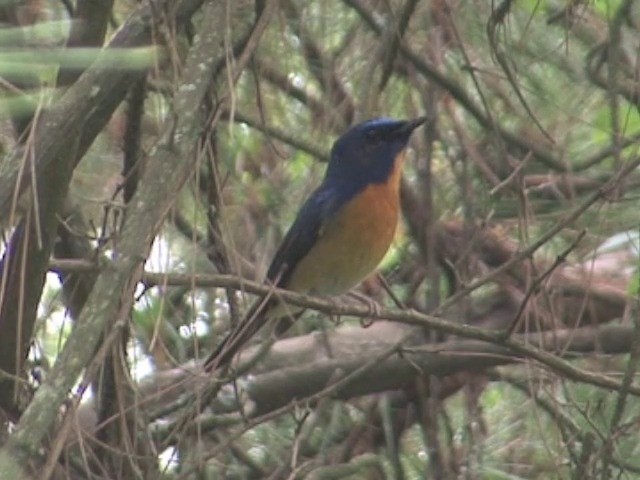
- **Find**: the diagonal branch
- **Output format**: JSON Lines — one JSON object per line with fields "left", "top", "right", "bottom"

{"left": 0, "top": 0, "right": 278, "bottom": 477}
{"left": 138, "top": 323, "right": 639, "bottom": 460}
{"left": 0, "top": 0, "right": 204, "bottom": 221}
{"left": 0, "top": 0, "right": 116, "bottom": 419}
{"left": 239, "top": 323, "right": 637, "bottom": 416}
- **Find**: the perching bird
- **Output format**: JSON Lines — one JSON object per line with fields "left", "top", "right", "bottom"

{"left": 204, "top": 116, "right": 426, "bottom": 372}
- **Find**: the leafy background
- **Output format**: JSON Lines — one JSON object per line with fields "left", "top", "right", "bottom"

{"left": 0, "top": 0, "right": 639, "bottom": 479}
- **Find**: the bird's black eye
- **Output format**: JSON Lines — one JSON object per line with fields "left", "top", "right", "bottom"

{"left": 365, "top": 128, "right": 380, "bottom": 142}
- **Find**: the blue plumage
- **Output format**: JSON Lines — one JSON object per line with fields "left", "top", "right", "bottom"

{"left": 269, "top": 117, "right": 425, "bottom": 287}
{"left": 266, "top": 185, "right": 337, "bottom": 286}
{"left": 204, "top": 116, "right": 426, "bottom": 372}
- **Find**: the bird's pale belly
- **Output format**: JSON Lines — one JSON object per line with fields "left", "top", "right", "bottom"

{"left": 287, "top": 182, "right": 400, "bottom": 295}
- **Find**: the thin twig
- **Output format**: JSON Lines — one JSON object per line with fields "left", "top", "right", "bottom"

{"left": 501, "top": 229, "right": 586, "bottom": 339}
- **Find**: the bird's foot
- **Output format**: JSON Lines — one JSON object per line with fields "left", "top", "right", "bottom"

{"left": 347, "top": 291, "right": 381, "bottom": 328}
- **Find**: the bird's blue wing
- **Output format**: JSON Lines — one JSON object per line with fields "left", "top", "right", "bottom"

{"left": 203, "top": 186, "right": 338, "bottom": 372}
{"left": 266, "top": 186, "right": 337, "bottom": 287}
{"left": 204, "top": 188, "right": 330, "bottom": 371}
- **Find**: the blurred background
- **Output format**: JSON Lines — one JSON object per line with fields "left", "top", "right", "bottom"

{"left": 1, "top": 0, "right": 640, "bottom": 478}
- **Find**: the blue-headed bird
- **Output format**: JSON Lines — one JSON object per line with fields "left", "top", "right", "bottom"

{"left": 204, "top": 117, "right": 426, "bottom": 372}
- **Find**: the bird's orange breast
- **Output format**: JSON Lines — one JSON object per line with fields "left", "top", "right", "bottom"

{"left": 287, "top": 151, "right": 405, "bottom": 295}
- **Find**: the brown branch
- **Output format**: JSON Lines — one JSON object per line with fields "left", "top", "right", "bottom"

{"left": 502, "top": 229, "right": 586, "bottom": 338}
{"left": 53, "top": 203, "right": 97, "bottom": 321}
{"left": 0, "top": 0, "right": 205, "bottom": 221}
{"left": 490, "top": 370, "right": 640, "bottom": 475}
{"left": 283, "top": 0, "right": 354, "bottom": 126}
{"left": 232, "top": 324, "right": 639, "bottom": 416}
{"left": 0, "top": 127, "right": 78, "bottom": 418}
{"left": 124, "top": 323, "right": 640, "bottom": 449}
{"left": 342, "top": 0, "right": 567, "bottom": 171}
{"left": 56, "top": 0, "right": 115, "bottom": 87}
{"left": 44, "top": 261, "right": 638, "bottom": 403}
{"left": 432, "top": 155, "right": 640, "bottom": 318}
{"left": 229, "top": 111, "right": 329, "bottom": 161}
{"left": 98, "top": 72, "right": 149, "bottom": 480}
{"left": 49, "top": 251, "right": 629, "bottom": 335}
{"left": 0, "top": 0, "right": 278, "bottom": 476}
{"left": 377, "top": 0, "right": 419, "bottom": 91}
{"left": 254, "top": 58, "right": 334, "bottom": 126}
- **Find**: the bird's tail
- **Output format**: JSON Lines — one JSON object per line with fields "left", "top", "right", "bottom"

{"left": 203, "top": 297, "right": 270, "bottom": 372}
{"left": 203, "top": 295, "right": 305, "bottom": 373}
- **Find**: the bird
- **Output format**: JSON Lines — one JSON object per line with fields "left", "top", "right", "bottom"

{"left": 204, "top": 116, "right": 427, "bottom": 372}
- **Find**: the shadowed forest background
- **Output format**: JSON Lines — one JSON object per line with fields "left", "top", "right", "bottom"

{"left": 0, "top": 0, "right": 639, "bottom": 479}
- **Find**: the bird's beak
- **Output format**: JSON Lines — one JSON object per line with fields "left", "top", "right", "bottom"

{"left": 401, "top": 116, "right": 428, "bottom": 134}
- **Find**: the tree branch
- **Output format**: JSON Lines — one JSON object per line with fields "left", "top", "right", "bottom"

{"left": 0, "top": 0, "right": 278, "bottom": 476}
{"left": 126, "top": 323, "right": 640, "bottom": 446}
{"left": 0, "top": 0, "right": 204, "bottom": 220}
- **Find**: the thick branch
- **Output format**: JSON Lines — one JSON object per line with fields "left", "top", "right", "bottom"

{"left": 0, "top": 0, "right": 116, "bottom": 418}
{"left": 110, "top": 322, "right": 639, "bottom": 443}
{"left": 0, "top": 0, "right": 204, "bottom": 221}
{"left": 240, "top": 323, "right": 636, "bottom": 416}
{"left": 0, "top": 0, "right": 278, "bottom": 477}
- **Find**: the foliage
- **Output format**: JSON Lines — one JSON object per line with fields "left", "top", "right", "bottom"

{"left": 0, "top": 0, "right": 639, "bottom": 479}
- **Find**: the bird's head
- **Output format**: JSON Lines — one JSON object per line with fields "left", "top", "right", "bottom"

{"left": 325, "top": 117, "right": 426, "bottom": 188}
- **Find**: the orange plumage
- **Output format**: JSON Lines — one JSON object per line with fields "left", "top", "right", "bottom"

{"left": 204, "top": 119, "right": 424, "bottom": 372}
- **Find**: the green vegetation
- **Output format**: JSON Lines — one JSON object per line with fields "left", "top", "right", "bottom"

{"left": 0, "top": 0, "right": 639, "bottom": 478}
